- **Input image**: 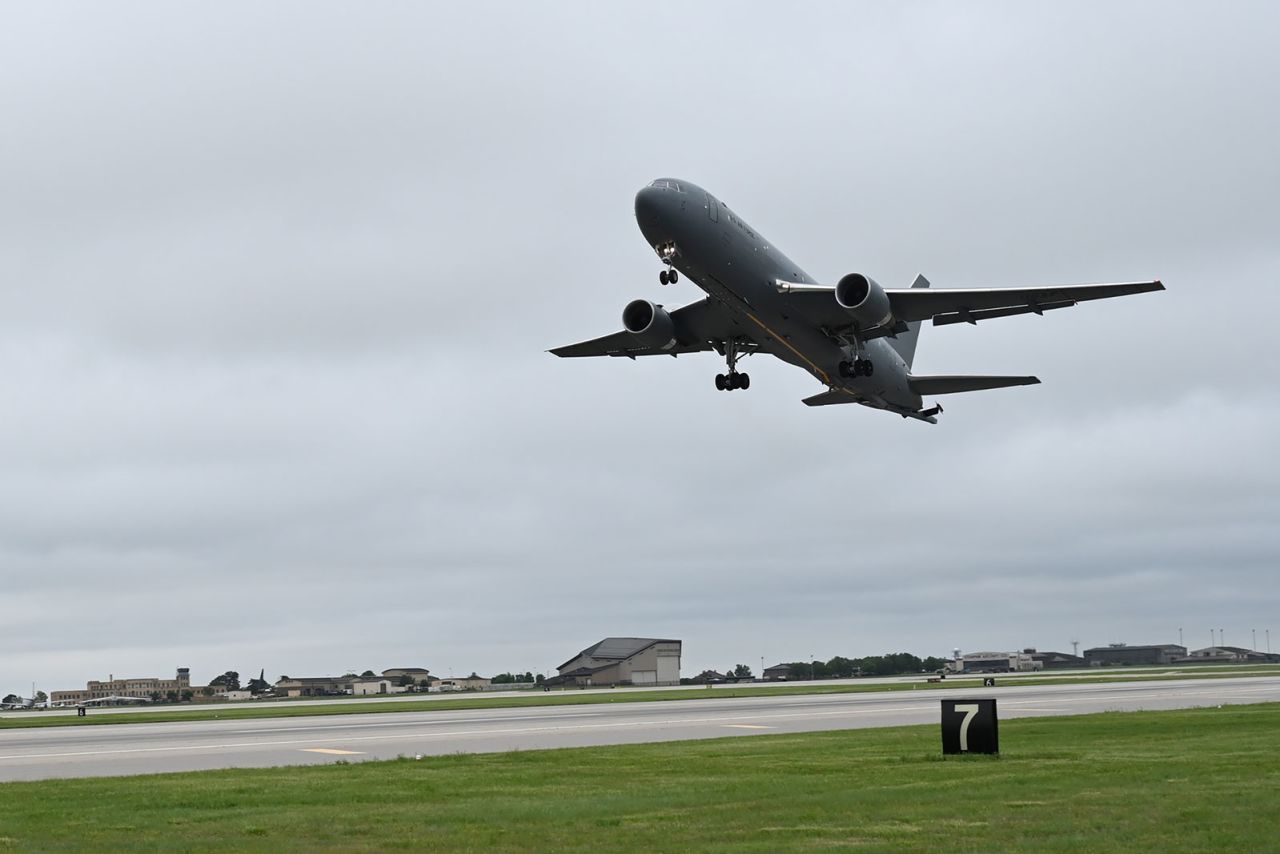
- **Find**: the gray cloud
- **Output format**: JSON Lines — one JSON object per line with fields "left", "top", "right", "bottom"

{"left": 2, "top": 3, "right": 1278, "bottom": 692}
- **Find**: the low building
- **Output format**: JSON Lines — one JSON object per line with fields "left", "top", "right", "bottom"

{"left": 762, "top": 664, "right": 793, "bottom": 681}
{"left": 1173, "top": 646, "right": 1275, "bottom": 664}
{"left": 1084, "top": 643, "right": 1186, "bottom": 667}
{"left": 382, "top": 667, "right": 433, "bottom": 686}
{"left": 352, "top": 679, "right": 402, "bottom": 696}
{"left": 51, "top": 668, "right": 199, "bottom": 704}
{"left": 689, "top": 670, "right": 728, "bottom": 684}
{"left": 434, "top": 676, "right": 491, "bottom": 691}
{"left": 222, "top": 690, "right": 253, "bottom": 701}
{"left": 554, "top": 638, "right": 682, "bottom": 687}
{"left": 956, "top": 651, "right": 1041, "bottom": 673}
{"left": 274, "top": 676, "right": 354, "bottom": 697}
{"left": 1026, "top": 650, "right": 1087, "bottom": 670}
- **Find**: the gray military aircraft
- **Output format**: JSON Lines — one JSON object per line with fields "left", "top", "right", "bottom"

{"left": 552, "top": 178, "right": 1164, "bottom": 422}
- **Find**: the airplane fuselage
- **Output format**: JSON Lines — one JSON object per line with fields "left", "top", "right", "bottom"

{"left": 633, "top": 178, "right": 922, "bottom": 413}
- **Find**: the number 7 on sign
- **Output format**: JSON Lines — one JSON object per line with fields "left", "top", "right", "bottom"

{"left": 954, "top": 703, "right": 980, "bottom": 752}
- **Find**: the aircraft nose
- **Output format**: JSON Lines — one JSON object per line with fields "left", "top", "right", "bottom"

{"left": 634, "top": 185, "right": 667, "bottom": 227}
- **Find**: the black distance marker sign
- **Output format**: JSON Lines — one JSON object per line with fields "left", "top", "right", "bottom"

{"left": 941, "top": 698, "right": 998, "bottom": 755}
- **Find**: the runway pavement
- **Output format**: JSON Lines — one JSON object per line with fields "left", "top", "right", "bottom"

{"left": 1, "top": 676, "right": 1277, "bottom": 782}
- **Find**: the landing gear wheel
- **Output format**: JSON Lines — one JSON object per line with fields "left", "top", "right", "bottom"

{"left": 715, "top": 373, "right": 727, "bottom": 391}
{"left": 864, "top": 360, "right": 874, "bottom": 376}
{"left": 659, "top": 270, "right": 669, "bottom": 286}
{"left": 838, "top": 360, "right": 851, "bottom": 378}
{"left": 668, "top": 268, "right": 678, "bottom": 284}
{"left": 738, "top": 372, "right": 750, "bottom": 389}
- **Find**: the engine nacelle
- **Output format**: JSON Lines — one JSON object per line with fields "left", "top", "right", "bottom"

{"left": 622, "top": 299, "right": 677, "bottom": 350}
{"left": 834, "top": 273, "right": 894, "bottom": 330}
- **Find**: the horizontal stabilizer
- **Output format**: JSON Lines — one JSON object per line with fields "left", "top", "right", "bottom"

{"left": 802, "top": 390, "right": 859, "bottom": 407}
{"left": 908, "top": 374, "right": 1040, "bottom": 395}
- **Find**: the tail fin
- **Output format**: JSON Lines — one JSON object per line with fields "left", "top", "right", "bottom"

{"left": 886, "top": 274, "right": 929, "bottom": 369}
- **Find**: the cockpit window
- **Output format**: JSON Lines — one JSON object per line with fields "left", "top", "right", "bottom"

{"left": 649, "top": 179, "right": 683, "bottom": 192}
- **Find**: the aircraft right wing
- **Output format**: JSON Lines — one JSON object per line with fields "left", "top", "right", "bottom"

{"left": 550, "top": 298, "right": 752, "bottom": 359}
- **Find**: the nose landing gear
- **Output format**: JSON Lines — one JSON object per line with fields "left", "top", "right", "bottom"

{"left": 656, "top": 242, "right": 679, "bottom": 285}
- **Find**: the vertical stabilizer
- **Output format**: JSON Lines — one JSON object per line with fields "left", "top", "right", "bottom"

{"left": 887, "top": 273, "right": 930, "bottom": 369}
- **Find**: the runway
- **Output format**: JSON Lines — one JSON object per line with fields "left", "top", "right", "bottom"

{"left": 2, "top": 676, "right": 1277, "bottom": 782}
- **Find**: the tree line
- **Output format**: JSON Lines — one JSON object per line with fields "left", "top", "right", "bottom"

{"left": 781, "top": 653, "right": 951, "bottom": 680}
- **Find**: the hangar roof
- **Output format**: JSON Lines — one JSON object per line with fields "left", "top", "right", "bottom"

{"left": 558, "top": 637, "right": 680, "bottom": 671}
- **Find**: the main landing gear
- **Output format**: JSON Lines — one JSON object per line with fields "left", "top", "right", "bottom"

{"left": 715, "top": 372, "right": 749, "bottom": 391}
{"left": 838, "top": 358, "right": 874, "bottom": 378}
{"left": 714, "top": 337, "right": 749, "bottom": 391}
{"left": 659, "top": 267, "right": 679, "bottom": 285}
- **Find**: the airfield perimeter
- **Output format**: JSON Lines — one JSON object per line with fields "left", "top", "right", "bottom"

{"left": 2, "top": 674, "right": 1276, "bottom": 782}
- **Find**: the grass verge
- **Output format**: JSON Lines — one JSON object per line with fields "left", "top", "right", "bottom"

{"left": 0, "top": 703, "right": 1276, "bottom": 851}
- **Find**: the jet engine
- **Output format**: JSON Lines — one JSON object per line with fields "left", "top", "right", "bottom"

{"left": 834, "top": 273, "right": 894, "bottom": 330}
{"left": 622, "top": 299, "right": 677, "bottom": 350}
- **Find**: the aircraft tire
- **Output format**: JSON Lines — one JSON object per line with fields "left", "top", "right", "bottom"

{"left": 865, "top": 361, "right": 874, "bottom": 376}
{"left": 669, "top": 269, "right": 679, "bottom": 283}
{"left": 739, "top": 373, "right": 750, "bottom": 389}
{"left": 715, "top": 373, "right": 726, "bottom": 391}
{"left": 838, "top": 361, "right": 851, "bottom": 378}
{"left": 659, "top": 270, "right": 669, "bottom": 285}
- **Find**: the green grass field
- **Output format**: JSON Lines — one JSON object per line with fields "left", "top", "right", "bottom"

{"left": 1, "top": 703, "right": 1275, "bottom": 852}
{"left": 4, "top": 667, "right": 1277, "bottom": 731}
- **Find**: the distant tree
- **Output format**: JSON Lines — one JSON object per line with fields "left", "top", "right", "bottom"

{"left": 149, "top": 691, "right": 162, "bottom": 702}
{"left": 521, "top": 672, "right": 534, "bottom": 683}
{"left": 396, "top": 674, "right": 414, "bottom": 688}
{"left": 180, "top": 690, "right": 193, "bottom": 702}
{"left": 360, "top": 670, "right": 376, "bottom": 678}
{"left": 278, "top": 675, "right": 289, "bottom": 683}
{"left": 2, "top": 694, "right": 17, "bottom": 705}
{"left": 34, "top": 691, "right": 47, "bottom": 704}
{"left": 209, "top": 671, "right": 241, "bottom": 691}
{"left": 245, "top": 676, "right": 271, "bottom": 695}
{"left": 922, "top": 656, "right": 948, "bottom": 672}
{"left": 165, "top": 690, "right": 179, "bottom": 703}
{"left": 826, "top": 656, "right": 858, "bottom": 678}
{"left": 200, "top": 687, "right": 214, "bottom": 697}
{"left": 467, "top": 672, "right": 480, "bottom": 679}
{"left": 491, "top": 673, "right": 516, "bottom": 684}
{"left": 732, "top": 664, "right": 753, "bottom": 679}
{"left": 534, "top": 674, "right": 545, "bottom": 685}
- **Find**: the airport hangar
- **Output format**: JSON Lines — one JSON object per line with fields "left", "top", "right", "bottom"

{"left": 551, "top": 638, "right": 682, "bottom": 687}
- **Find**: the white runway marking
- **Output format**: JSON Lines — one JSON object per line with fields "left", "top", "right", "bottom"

{"left": 299, "top": 748, "right": 363, "bottom": 755}
{"left": 723, "top": 724, "right": 772, "bottom": 729}
{"left": 224, "top": 711, "right": 605, "bottom": 736}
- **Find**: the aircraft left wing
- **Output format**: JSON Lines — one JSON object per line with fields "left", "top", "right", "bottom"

{"left": 551, "top": 298, "right": 745, "bottom": 359}
{"left": 887, "top": 280, "right": 1165, "bottom": 325}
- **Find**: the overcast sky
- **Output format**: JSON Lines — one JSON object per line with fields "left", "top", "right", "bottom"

{"left": 3, "top": 3, "right": 1278, "bottom": 692}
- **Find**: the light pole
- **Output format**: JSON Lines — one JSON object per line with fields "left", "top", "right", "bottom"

{"left": 810, "top": 655, "right": 815, "bottom": 682}
{"left": 1178, "top": 627, "right": 1183, "bottom": 647}
{"left": 1253, "top": 629, "right": 1257, "bottom": 651}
